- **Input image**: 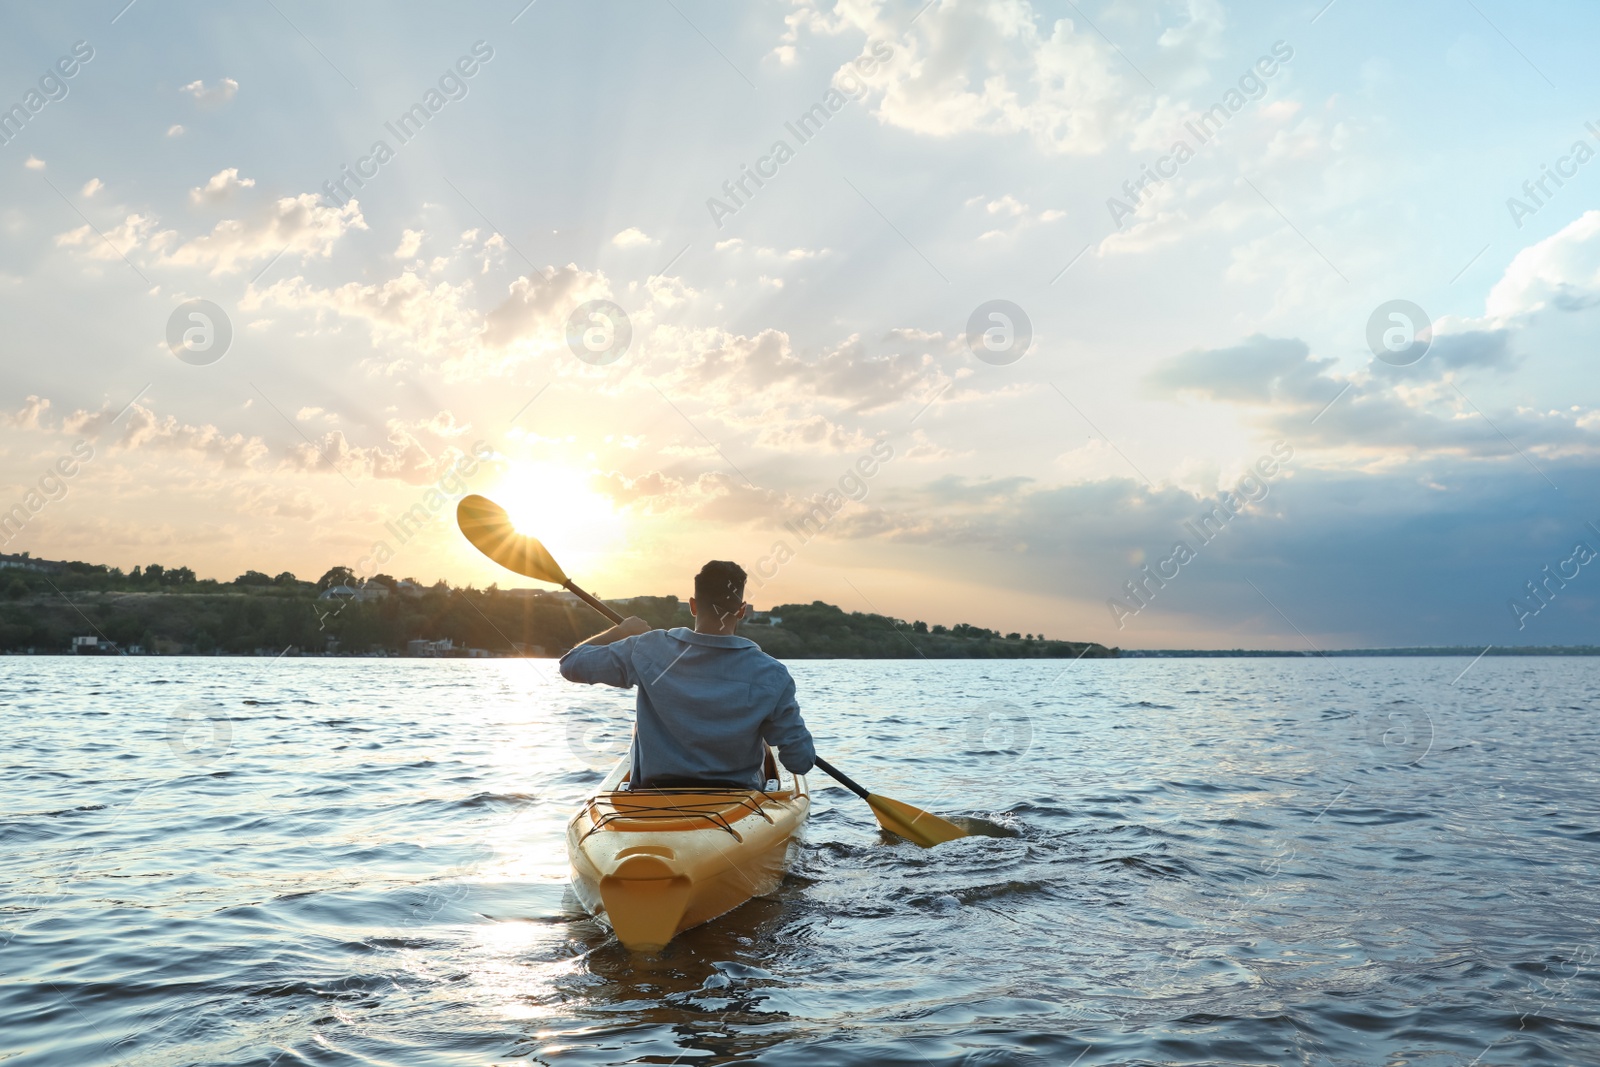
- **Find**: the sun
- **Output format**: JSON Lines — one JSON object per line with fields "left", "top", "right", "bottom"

{"left": 488, "top": 463, "right": 624, "bottom": 566}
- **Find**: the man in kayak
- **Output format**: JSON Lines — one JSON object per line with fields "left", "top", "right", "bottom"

{"left": 558, "top": 560, "right": 816, "bottom": 790}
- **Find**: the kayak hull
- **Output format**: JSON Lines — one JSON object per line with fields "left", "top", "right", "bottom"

{"left": 568, "top": 754, "right": 810, "bottom": 951}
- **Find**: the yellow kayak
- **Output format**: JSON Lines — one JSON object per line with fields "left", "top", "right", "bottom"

{"left": 567, "top": 750, "right": 811, "bottom": 951}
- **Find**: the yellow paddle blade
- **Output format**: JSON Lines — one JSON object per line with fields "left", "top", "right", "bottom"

{"left": 456, "top": 493, "right": 569, "bottom": 585}
{"left": 866, "top": 793, "right": 971, "bottom": 847}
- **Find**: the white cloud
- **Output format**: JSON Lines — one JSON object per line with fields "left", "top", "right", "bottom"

{"left": 163, "top": 194, "right": 366, "bottom": 274}
{"left": 611, "top": 227, "right": 656, "bottom": 248}
{"left": 188, "top": 167, "right": 256, "bottom": 206}
{"left": 848, "top": 1, "right": 1142, "bottom": 155}
{"left": 394, "top": 228, "right": 425, "bottom": 258}
{"left": 24, "top": 156, "right": 44, "bottom": 170}
{"left": 2, "top": 396, "right": 51, "bottom": 430}
{"left": 55, "top": 212, "right": 160, "bottom": 262}
{"left": 180, "top": 78, "right": 239, "bottom": 105}
{"left": 53, "top": 188, "right": 365, "bottom": 276}
{"left": 648, "top": 325, "right": 950, "bottom": 420}
{"left": 245, "top": 270, "right": 478, "bottom": 364}
{"left": 64, "top": 402, "right": 268, "bottom": 469}
{"left": 166, "top": 124, "right": 185, "bottom": 137}
{"left": 1486, "top": 210, "right": 1600, "bottom": 320}
{"left": 714, "top": 238, "right": 743, "bottom": 251}
{"left": 81, "top": 178, "right": 104, "bottom": 198}
{"left": 752, "top": 413, "right": 874, "bottom": 453}
{"left": 970, "top": 194, "right": 1067, "bottom": 240}
{"left": 752, "top": 246, "right": 829, "bottom": 260}
{"left": 480, "top": 265, "right": 611, "bottom": 352}
{"left": 283, "top": 423, "right": 470, "bottom": 484}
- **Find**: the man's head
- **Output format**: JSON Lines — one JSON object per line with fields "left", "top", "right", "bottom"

{"left": 691, "top": 560, "right": 748, "bottom": 633}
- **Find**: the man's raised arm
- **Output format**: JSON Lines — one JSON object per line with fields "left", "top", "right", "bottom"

{"left": 558, "top": 616, "right": 652, "bottom": 687}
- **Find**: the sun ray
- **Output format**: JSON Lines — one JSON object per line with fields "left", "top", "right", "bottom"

{"left": 488, "top": 463, "right": 624, "bottom": 577}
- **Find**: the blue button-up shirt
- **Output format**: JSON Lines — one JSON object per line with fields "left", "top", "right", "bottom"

{"left": 559, "top": 627, "right": 816, "bottom": 789}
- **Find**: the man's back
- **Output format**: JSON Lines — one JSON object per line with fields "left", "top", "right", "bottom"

{"left": 559, "top": 626, "right": 815, "bottom": 789}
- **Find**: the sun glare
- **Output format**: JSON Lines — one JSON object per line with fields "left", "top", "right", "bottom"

{"left": 489, "top": 464, "right": 623, "bottom": 567}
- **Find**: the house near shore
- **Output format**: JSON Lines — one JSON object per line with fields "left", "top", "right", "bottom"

{"left": 0, "top": 553, "right": 62, "bottom": 573}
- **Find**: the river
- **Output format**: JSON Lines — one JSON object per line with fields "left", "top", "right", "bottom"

{"left": 3, "top": 656, "right": 1598, "bottom": 1065}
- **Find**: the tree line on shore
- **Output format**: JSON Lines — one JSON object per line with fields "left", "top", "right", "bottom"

{"left": 0, "top": 557, "right": 1115, "bottom": 659}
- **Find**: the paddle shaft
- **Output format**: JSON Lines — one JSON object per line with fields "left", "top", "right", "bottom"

{"left": 811, "top": 756, "right": 870, "bottom": 801}
{"left": 565, "top": 580, "right": 624, "bottom": 626}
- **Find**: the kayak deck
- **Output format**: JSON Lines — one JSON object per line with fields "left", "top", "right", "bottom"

{"left": 579, "top": 788, "right": 786, "bottom": 840}
{"left": 568, "top": 755, "right": 810, "bottom": 951}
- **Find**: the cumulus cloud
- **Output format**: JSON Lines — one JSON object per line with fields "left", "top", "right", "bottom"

{"left": 54, "top": 212, "right": 160, "bottom": 262}
{"left": 283, "top": 422, "right": 474, "bottom": 484}
{"left": 593, "top": 468, "right": 810, "bottom": 526}
{"left": 752, "top": 413, "right": 875, "bottom": 453}
{"left": 181, "top": 78, "right": 239, "bottom": 105}
{"left": 3, "top": 396, "right": 51, "bottom": 430}
{"left": 162, "top": 193, "right": 365, "bottom": 274}
{"left": 1147, "top": 335, "right": 1335, "bottom": 407}
{"left": 1147, "top": 332, "right": 1596, "bottom": 463}
{"left": 394, "top": 228, "right": 425, "bottom": 258}
{"left": 188, "top": 167, "right": 256, "bottom": 206}
{"left": 53, "top": 187, "right": 365, "bottom": 276}
{"left": 64, "top": 402, "right": 268, "bottom": 468}
{"left": 480, "top": 265, "right": 611, "bottom": 351}
{"left": 611, "top": 227, "right": 656, "bottom": 248}
{"left": 245, "top": 270, "right": 478, "bottom": 361}
{"left": 24, "top": 156, "right": 44, "bottom": 170}
{"left": 798, "top": 0, "right": 1154, "bottom": 156}
{"left": 1487, "top": 210, "right": 1600, "bottom": 319}
{"left": 81, "top": 178, "right": 103, "bottom": 198}
{"left": 651, "top": 326, "right": 949, "bottom": 416}
{"left": 970, "top": 193, "right": 1066, "bottom": 239}
{"left": 166, "top": 124, "right": 185, "bottom": 137}
{"left": 233, "top": 483, "right": 318, "bottom": 521}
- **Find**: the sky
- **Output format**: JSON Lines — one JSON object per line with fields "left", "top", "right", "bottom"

{"left": 2, "top": 0, "right": 1599, "bottom": 650}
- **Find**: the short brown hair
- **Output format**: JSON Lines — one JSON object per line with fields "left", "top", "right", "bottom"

{"left": 694, "top": 560, "right": 746, "bottom": 620}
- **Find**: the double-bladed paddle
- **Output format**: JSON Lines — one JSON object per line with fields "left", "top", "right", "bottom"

{"left": 457, "top": 493, "right": 623, "bottom": 624}
{"left": 454, "top": 492, "right": 972, "bottom": 848}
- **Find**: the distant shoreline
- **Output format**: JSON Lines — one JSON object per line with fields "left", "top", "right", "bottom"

{"left": 12, "top": 646, "right": 1599, "bottom": 660}
{"left": 1120, "top": 646, "right": 1600, "bottom": 657}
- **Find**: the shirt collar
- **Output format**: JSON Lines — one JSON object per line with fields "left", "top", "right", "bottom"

{"left": 668, "top": 626, "right": 757, "bottom": 649}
